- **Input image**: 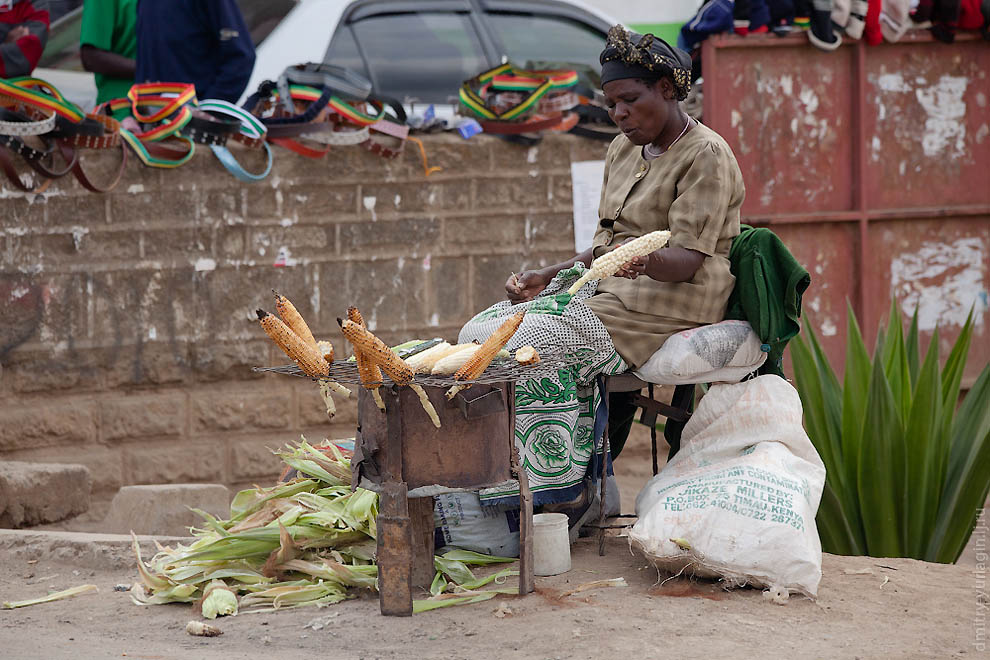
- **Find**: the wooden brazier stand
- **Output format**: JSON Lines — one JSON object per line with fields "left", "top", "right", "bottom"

{"left": 353, "top": 381, "right": 535, "bottom": 616}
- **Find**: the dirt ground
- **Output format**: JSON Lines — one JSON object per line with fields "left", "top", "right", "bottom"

{"left": 1, "top": 424, "right": 986, "bottom": 660}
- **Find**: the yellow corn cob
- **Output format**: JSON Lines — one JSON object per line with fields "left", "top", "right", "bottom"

{"left": 257, "top": 310, "right": 329, "bottom": 378}
{"left": 454, "top": 311, "right": 525, "bottom": 381}
{"left": 566, "top": 230, "right": 671, "bottom": 295}
{"left": 431, "top": 344, "right": 479, "bottom": 375}
{"left": 273, "top": 290, "right": 319, "bottom": 352}
{"left": 338, "top": 318, "right": 414, "bottom": 386}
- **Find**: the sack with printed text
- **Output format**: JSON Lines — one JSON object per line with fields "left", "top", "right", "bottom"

{"left": 629, "top": 375, "right": 826, "bottom": 598}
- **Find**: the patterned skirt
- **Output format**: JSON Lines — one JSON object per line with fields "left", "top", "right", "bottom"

{"left": 457, "top": 264, "right": 627, "bottom": 507}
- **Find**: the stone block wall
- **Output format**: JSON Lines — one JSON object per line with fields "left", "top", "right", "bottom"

{"left": 0, "top": 133, "right": 608, "bottom": 501}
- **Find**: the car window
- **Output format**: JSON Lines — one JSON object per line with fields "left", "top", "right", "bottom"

{"left": 331, "top": 11, "right": 488, "bottom": 105}
{"left": 235, "top": 0, "right": 298, "bottom": 47}
{"left": 485, "top": 12, "right": 605, "bottom": 73}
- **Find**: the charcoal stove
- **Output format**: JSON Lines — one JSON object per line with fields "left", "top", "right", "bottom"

{"left": 256, "top": 346, "right": 597, "bottom": 616}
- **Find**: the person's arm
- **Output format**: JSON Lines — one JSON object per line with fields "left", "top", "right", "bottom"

{"left": 199, "top": 0, "right": 256, "bottom": 102}
{"left": 0, "top": 1, "right": 48, "bottom": 77}
{"left": 79, "top": 44, "right": 136, "bottom": 78}
{"left": 505, "top": 249, "right": 595, "bottom": 303}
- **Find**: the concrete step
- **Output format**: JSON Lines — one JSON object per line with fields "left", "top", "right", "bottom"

{"left": 0, "top": 461, "right": 92, "bottom": 528}
{"left": 102, "top": 483, "right": 230, "bottom": 536}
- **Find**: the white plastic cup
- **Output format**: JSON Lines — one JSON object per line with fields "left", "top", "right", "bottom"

{"left": 532, "top": 512, "right": 571, "bottom": 576}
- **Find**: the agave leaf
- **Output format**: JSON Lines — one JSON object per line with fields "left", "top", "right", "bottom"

{"left": 880, "top": 301, "right": 912, "bottom": 425}
{"left": 815, "top": 481, "right": 857, "bottom": 556}
{"left": 837, "top": 304, "right": 871, "bottom": 552}
{"left": 905, "top": 308, "right": 921, "bottom": 388}
{"left": 789, "top": 334, "right": 839, "bottom": 477}
{"left": 901, "top": 336, "right": 944, "bottom": 558}
{"left": 928, "top": 365, "right": 990, "bottom": 562}
{"left": 857, "top": 357, "right": 904, "bottom": 557}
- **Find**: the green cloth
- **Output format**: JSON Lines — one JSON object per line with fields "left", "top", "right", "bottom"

{"left": 80, "top": 0, "right": 137, "bottom": 105}
{"left": 724, "top": 225, "right": 811, "bottom": 378}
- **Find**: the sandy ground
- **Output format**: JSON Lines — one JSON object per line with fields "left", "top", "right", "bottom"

{"left": 1, "top": 424, "right": 986, "bottom": 660}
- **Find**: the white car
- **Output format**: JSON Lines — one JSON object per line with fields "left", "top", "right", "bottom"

{"left": 36, "top": 0, "right": 617, "bottom": 113}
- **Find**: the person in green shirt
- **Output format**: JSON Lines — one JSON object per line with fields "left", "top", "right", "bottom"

{"left": 79, "top": 0, "right": 137, "bottom": 105}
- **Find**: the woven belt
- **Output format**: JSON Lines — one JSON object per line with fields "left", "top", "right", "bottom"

{"left": 0, "top": 77, "right": 87, "bottom": 123}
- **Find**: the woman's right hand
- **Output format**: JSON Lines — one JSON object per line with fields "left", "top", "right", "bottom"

{"left": 506, "top": 269, "right": 552, "bottom": 303}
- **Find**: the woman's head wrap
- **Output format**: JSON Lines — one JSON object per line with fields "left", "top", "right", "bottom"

{"left": 599, "top": 25, "right": 692, "bottom": 101}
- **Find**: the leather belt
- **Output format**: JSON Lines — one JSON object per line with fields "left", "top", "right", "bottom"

{"left": 197, "top": 98, "right": 272, "bottom": 181}
{"left": 0, "top": 103, "right": 56, "bottom": 136}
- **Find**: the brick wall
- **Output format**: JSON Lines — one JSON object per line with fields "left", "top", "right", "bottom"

{"left": 0, "top": 133, "right": 608, "bottom": 500}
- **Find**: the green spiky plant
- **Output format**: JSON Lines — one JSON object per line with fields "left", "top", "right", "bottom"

{"left": 790, "top": 301, "right": 990, "bottom": 563}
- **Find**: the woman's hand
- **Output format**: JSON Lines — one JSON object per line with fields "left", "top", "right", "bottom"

{"left": 615, "top": 247, "right": 706, "bottom": 283}
{"left": 506, "top": 269, "right": 552, "bottom": 303}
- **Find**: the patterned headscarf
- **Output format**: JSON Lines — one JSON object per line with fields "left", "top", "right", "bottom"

{"left": 599, "top": 25, "right": 692, "bottom": 101}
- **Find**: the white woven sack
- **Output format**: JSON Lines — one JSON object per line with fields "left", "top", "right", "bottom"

{"left": 634, "top": 319, "right": 766, "bottom": 385}
{"left": 629, "top": 375, "right": 826, "bottom": 598}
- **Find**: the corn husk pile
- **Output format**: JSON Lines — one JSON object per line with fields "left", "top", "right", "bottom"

{"left": 130, "top": 438, "right": 517, "bottom": 616}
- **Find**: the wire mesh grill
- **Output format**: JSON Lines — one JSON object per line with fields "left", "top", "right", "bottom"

{"left": 252, "top": 345, "right": 606, "bottom": 387}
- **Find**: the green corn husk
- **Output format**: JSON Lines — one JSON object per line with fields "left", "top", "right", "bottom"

{"left": 2, "top": 584, "right": 98, "bottom": 609}
{"left": 198, "top": 580, "right": 238, "bottom": 619}
{"left": 131, "top": 437, "right": 521, "bottom": 615}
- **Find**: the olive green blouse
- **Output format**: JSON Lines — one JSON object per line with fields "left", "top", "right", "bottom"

{"left": 584, "top": 121, "right": 744, "bottom": 367}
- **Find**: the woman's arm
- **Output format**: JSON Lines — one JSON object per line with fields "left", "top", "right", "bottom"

{"left": 619, "top": 246, "right": 706, "bottom": 283}
{"left": 505, "top": 248, "right": 594, "bottom": 302}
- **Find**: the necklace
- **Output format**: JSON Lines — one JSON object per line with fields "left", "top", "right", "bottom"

{"left": 643, "top": 116, "right": 693, "bottom": 159}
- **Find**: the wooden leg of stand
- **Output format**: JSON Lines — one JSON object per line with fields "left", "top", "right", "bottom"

{"left": 408, "top": 496, "right": 437, "bottom": 590}
{"left": 517, "top": 465, "right": 534, "bottom": 595}
{"left": 598, "top": 427, "right": 609, "bottom": 557}
{"left": 650, "top": 384, "right": 659, "bottom": 476}
{"left": 377, "top": 481, "right": 413, "bottom": 616}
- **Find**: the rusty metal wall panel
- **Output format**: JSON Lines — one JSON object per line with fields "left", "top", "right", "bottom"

{"left": 704, "top": 41, "right": 856, "bottom": 215}
{"left": 864, "top": 41, "right": 990, "bottom": 210}
{"left": 703, "top": 32, "right": 989, "bottom": 386}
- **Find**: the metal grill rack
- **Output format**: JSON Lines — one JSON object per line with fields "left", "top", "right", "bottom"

{"left": 252, "top": 345, "right": 606, "bottom": 387}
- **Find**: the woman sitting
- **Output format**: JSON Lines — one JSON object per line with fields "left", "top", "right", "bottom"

{"left": 457, "top": 26, "right": 745, "bottom": 528}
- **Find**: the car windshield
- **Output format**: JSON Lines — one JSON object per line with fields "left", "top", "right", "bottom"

{"left": 38, "top": 0, "right": 297, "bottom": 71}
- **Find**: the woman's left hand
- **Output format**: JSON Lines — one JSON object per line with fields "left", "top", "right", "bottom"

{"left": 615, "top": 253, "right": 656, "bottom": 280}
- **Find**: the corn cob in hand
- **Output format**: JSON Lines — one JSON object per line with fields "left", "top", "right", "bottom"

{"left": 447, "top": 311, "right": 525, "bottom": 399}
{"left": 566, "top": 230, "right": 671, "bottom": 295}
{"left": 273, "top": 290, "right": 319, "bottom": 352}
{"left": 257, "top": 310, "right": 329, "bottom": 378}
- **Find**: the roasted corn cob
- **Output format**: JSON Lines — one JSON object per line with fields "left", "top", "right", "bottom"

{"left": 338, "top": 318, "right": 414, "bottom": 386}
{"left": 431, "top": 344, "right": 480, "bottom": 375}
{"left": 346, "top": 307, "right": 384, "bottom": 391}
{"left": 273, "top": 290, "right": 319, "bottom": 352}
{"left": 515, "top": 345, "right": 541, "bottom": 365}
{"left": 454, "top": 311, "right": 525, "bottom": 381}
{"left": 317, "top": 340, "right": 334, "bottom": 363}
{"left": 257, "top": 310, "right": 329, "bottom": 378}
{"left": 566, "top": 230, "right": 671, "bottom": 295}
